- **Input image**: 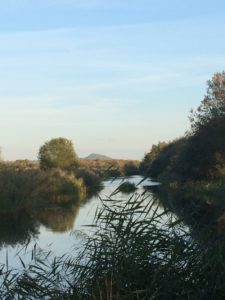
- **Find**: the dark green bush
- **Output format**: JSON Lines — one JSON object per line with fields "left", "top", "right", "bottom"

{"left": 123, "top": 161, "right": 140, "bottom": 176}
{"left": 117, "top": 181, "right": 137, "bottom": 193}
{"left": 75, "top": 167, "right": 102, "bottom": 192}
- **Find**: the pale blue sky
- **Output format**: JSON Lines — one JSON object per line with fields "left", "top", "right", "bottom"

{"left": 1, "top": 0, "right": 225, "bottom": 160}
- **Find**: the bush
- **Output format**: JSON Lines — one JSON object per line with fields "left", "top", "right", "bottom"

{"left": 123, "top": 161, "right": 140, "bottom": 176}
{"left": 117, "top": 181, "right": 137, "bottom": 193}
{"left": 75, "top": 167, "right": 102, "bottom": 192}
{"left": 35, "top": 169, "right": 86, "bottom": 205}
{"left": 0, "top": 164, "right": 86, "bottom": 211}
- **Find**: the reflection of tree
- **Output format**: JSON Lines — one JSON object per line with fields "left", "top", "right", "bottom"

{"left": 0, "top": 203, "right": 81, "bottom": 248}
{"left": 152, "top": 188, "right": 225, "bottom": 240}
{"left": 0, "top": 211, "right": 39, "bottom": 249}
{"left": 33, "top": 204, "right": 81, "bottom": 233}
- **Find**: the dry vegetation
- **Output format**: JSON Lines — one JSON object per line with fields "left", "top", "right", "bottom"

{"left": 80, "top": 159, "right": 140, "bottom": 178}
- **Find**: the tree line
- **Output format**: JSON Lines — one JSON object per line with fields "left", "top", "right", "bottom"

{"left": 140, "top": 71, "right": 225, "bottom": 183}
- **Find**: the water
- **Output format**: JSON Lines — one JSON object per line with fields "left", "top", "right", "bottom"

{"left": 0, "top": 176, "right": 160, "bottom": 269}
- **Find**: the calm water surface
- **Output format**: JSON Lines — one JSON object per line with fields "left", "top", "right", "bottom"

{"left": 0, "top": 176, "right": 160, "bottom": 269}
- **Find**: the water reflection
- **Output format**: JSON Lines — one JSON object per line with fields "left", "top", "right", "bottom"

{"left": 33, "top": 205, "right": 80, "bottom": 233}
{"left": 0, "top": 204, "right": 81, "bottom": 248}
{"left": 2, "top": 179, "right": 224, "bottom": 249}
{"left": 0, "top": 176, "right": 156, "bottom": 249}
{"left": 151, "top": 187, "right": 225, "bottom": 239}
{"left": 0, "top": 211, "right": 39, "bottom": 249}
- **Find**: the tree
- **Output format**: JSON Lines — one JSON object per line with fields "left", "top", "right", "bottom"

{"left": 38, "top": 138, "right": 79, "bottom": 170}
{"left": 141, "top": 72, "right": 225, "bottom": 182}
{"left": 187, "top": 72, "right": 225, "bottom": 179}
{"left": 140, "top": 142, "right": 167, "bottom": 176}
{"left": 190, "top": 71, "right": 225, "bottom": 133}
{"left": 123, "top": 161, "right": 139, "bottom": 176}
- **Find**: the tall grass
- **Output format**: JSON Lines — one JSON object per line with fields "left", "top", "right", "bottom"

{"left": 0, "top": 166, "right": 86, "bottom": 211}
{"left": 79, "top": 159, "right": 140, "bottom": 179}
{"left": 1, "top": 191, "right": 225, "bottom": 299}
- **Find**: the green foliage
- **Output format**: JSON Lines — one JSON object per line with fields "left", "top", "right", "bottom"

{"left": 36, "top": 169, "right": 86, "bottom": 204}
{"left": 142, "top": 72, "right": 225, "bottom": 182}
{"left": 140, "top": 141, "right": 167, "bottom": 176}
{"left": 190, "top": 71, "right": 225, "bottom": 133}
{"left": 75, "top": 167, "right": 102, "bottom": 192}
{"left": 140, "top": 140, "right": 180, "bottom": 180}
{"left": 38, "top": 137, "right": 79, "bottom": 170}
{"left": 184, "top": 72, "right": 225, "bottom": 179}
{"left": 123, "top": 161, "right": 139, "bottom": 176}
{"left": 117, "top": 181, "right": 137, "bottom": 193}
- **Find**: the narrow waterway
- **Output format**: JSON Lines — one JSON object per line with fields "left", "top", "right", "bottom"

{"left": 0, "top": 176, "right": 160, "bottom": 269}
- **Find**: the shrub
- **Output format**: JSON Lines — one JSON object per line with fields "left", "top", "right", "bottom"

{"left": 75, "top": 167, "right": 102, "bottom": 192}
{"left": 0, "top": 165, "right": 86, "bottom": 211}
{"left": 123, "top": 161, "right": 140, "bottom": 176}
{"left": 117, "top": 181, "right": 137, "bottom": 193}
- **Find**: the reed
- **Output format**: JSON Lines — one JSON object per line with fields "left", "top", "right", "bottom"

{"left": 1, "top": 191, "right": 225, "bottom": 299}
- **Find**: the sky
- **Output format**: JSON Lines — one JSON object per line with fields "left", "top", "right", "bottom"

{"left": 1, "top": 0, "right": 225, "bottom": 160}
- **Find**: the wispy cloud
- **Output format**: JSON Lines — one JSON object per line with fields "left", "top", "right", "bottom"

{"left": 0, "top": 1, "right": 225, "bottom": 159}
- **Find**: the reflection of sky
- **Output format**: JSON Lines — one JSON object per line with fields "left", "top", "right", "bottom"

{"left": 1, "top": 1, "right": 225, "bottom": 160}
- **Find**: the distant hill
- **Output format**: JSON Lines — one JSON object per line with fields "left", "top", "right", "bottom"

{"left": 83, "top": 153, "right": 113, "bottom": 160}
